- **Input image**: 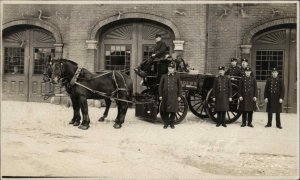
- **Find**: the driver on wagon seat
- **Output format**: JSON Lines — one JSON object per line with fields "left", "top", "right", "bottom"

{"left": 134, "top": 34, "right": 167, "bottom": 77}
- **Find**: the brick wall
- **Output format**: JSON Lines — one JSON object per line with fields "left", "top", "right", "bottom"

{"left": 206, "top": 3, "right": 297, "bottom": 74}
{"left": 2, "top": 3, "right": 297, "bottom": 74}
{"left": 3, "top": 4, "right": 207, "bottom": 72}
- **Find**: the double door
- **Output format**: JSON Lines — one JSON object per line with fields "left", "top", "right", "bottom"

{"left": 2, "top": 28, "right": 55, "bottom": 102}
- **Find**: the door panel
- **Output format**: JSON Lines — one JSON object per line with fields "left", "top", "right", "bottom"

{"left": 2, "top": 28, "right": 55, "bottom": 102}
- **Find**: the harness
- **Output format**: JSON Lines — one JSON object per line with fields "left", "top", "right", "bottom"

{"left": 70, "top": 67, "right": 131, "bottom": 103}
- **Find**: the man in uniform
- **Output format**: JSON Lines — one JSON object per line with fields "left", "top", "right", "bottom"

{"left": 238, "top": 67, "right": 258, "bottom": 127}
{"left": 225, "top": 58, "right": 241, "bottom": 76}
{"left": 175, "top": 54, "right": 189, "bottom": 72}
{"left": 159, "top": 61, "right": 182, "bottom": 129}
{"left": 240, "top": 58, "right": 254, "bottom": 77}
{"left": 134, "top": 34, "right": 167, "bottom": 77}
{"left": 212, "top": 66, "right": 232, "bottom": 127}
{"left": 264, "top": 68, "right": 285, "bottom": 129}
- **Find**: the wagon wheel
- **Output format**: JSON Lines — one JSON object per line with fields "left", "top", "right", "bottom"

{"left": 186, "top": 90, "right": 208, "bottom": 119}
{"left": 159, "top": 95, "right": 188, "bottom": 125}
{"left": 205, "top": 84, "right": 241, "bottom": 124}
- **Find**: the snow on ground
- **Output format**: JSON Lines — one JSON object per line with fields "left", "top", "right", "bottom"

{"left": 1, "top": 101, "right": 299, "bottom": 179}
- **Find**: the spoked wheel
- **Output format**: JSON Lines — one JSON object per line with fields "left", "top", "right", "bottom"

{"left": 159, "top": 95, "right": 188, "bottom": 124}
{"left": 186, "top": 90, "right": 208, "bottom": 119}
{"left": 206, "top": 85, "right": 241, "bottom": 124}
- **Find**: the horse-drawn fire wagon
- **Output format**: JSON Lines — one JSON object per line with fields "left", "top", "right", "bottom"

{"left": 135, "top": 60, "right": 242, "bottom": 124}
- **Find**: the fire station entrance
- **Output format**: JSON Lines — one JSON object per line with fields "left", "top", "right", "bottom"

{"left": 251, "top": 25, "right": 297, "bottom": 113}
{"left": 2, "top": 26, "right": 56, "bottom": 102}
{"left": 97, "top": 20, "right": 175, "bottom": 92}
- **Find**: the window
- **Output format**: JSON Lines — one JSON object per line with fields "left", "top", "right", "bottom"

{"left": 33, "top": 48, "right": 55, "bottom": 74}
{"left": 255, "top": 50, "right": 284, "bottom": 80}
{"left": 4, "top": 48, "right": 25, "bottom": 74}
{"left": 105, "top": 45, "right": 131, "bottom": 71}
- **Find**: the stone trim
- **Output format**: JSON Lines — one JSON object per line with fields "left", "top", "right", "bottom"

{"left": 86, "top": 40, "right": 98, "bottom": 50}
{"left": 242, "top": 17, "right": 297, "bottom": 44}
{"left": 88, "top": 12, "right": 180, "bottom": 40}
{"left": 173, "top": 40, "right": 185, "bottom": 51}
{"left": 2, "top": 19, "right": 63, "bottom": 43}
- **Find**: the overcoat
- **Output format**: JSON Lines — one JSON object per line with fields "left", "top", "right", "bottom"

{"left": 153, "top": 40, "right": 167, "bottom": 59}
{"left": 264, "top": 77, "right": 285, "bottom": 113}
{"left": 212, "top": 75, "right": 232, "bottom": 111}
{"left": 225, "top": 66, "right": 242, "bottom": 76}
{"left": 238, "top": 76, "right": 258, "bottom": 111}
{"left": 159, "top": 73, "right": 182, "bottom": 112}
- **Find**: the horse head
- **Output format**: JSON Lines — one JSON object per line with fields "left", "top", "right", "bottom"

{"left": 51, "top": 59, "right": 78, "bottom": 84}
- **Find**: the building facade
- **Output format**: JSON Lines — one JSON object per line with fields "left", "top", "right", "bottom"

{"left": 1, "top": 3, "right": 297, "bottom": 112}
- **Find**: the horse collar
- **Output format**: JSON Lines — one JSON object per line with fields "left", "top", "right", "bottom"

{"left": 70, "top": 67, "right": 82, "bottom": 86}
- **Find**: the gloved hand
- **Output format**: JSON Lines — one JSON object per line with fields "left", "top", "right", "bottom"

{"left": 229, "top": 98, "right": 232, "bottom": 102}
{"left": 178, "top": 97, "right": 181, "bottom": 101}
{"left": 159, "top": 97, "right": 162, "bottom": 100}
{"left": 253, "top": 97, "right": 257, "bottom": 101}
{"left": 279, "top": 98, "right": 283, "bottom": 103}
{"left": 239, "top": 97, "right": 243, "bottom": 101}
{"left": 264, "top": 98, "right": 268, "bottom": 103}
{"left": 212, "top": 98, "right": 216, "bottom": 101}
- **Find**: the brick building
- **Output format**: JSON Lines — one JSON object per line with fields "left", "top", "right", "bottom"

{"left": 1, "top": 2, "right": 298, "bottom": 112}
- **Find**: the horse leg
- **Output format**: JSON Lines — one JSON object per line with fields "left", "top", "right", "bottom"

{"left": 98, "top": 98, "right": 111, "bottom": 122}
{"left": 113, "top": 101, "right": 122, "bottom": 129}
{"left": 78, "top": 96, "right": 90, "bottom": 130}
{"left": 118, "top": 102, "right": 129, "bottom": 127}
{"left": 69, "top": 95, "right": 81, "bottom": 126}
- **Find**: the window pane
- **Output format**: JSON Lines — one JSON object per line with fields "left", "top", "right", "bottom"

{"left": 4, "top": 47, "right": 25, "bottom": 74}
{"left": 33, "top": 48, "right": 55, "bottom": 74}
{"left": 255, "top": 50, "right": 284, "bottom": 80}
{"left": 105, "top": 45, "right": 131, "bottom": 73}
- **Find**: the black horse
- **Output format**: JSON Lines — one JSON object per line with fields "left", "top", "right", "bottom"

{"left": 47, "top": 59, "right": 133, "bottom": 130}
{"left": 43, "top": 66, "right": 113, "bottom": 122}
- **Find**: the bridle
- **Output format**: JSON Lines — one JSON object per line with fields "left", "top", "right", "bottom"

{"left": 51, "top": 60, "right": 71, "bottom": 85}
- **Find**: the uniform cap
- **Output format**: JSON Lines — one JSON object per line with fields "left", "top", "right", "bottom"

{"left": 218, "top": 66, "right": 225, "bottom": 70}
{"left": 241, "top": 58, "right": 248, "bottom": 62}
{"left": 271, "top": 67, "right": 278, "bottom": 72}
{"left": 245, "top": 67, "right": 252, "bottom": 71}
{"left": 155, "top": 34, "right": 162, "bottom": 38}
{"left": 230, "top": 58, "right": 237, "bottom": 62}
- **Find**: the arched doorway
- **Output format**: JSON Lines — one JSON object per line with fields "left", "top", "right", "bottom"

{"left": 97, "top": 19, "right": 175, "bottom": 92}
{"left": 2, "top": 25, "right": 56, "bottom": 102}
{"left": 251, "top": 24, "right": 297, "bottom": 113}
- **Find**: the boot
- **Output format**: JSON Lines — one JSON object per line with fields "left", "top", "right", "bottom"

{"left": 221, "top": 113, "right": 227, "bottom": 127}
{"left": 247, "top": 123, "right": 254, "bottom": 128}
{"left": 163, "top": 124, "right": 168, "bottom": 129}
{"left": 265, "top": 113, "right": 272, "bottom": 127}
{"left": 169, "top": 113, "right": 175, "bottom": 129}
{"left": 241, "top": 119, "right": 246, "bottom": 127}
{"left": 276, "top": 113, "right": 282, "bottom": 129}
{"left": 247, "top": 120, "right": 254, "bottom": 128}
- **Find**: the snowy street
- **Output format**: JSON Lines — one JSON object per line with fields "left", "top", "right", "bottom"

{"left": 1, "top": 101, "right": 299, "bottom": 179}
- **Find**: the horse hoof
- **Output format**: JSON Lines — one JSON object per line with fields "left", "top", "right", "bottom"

{"left": 98, "top": 117, "right": 105, "bottom": 122}
{"left": 69, "top": 120, "right": 75, "bottom": 124}
{"left": 113, "top": 123, "right": 122, "bottom": 129}
{"left": 73, "top": 121, "right": 80, "bottom": 126}
{"left": 79, "top": 125, "right": 89, "bottom": 130}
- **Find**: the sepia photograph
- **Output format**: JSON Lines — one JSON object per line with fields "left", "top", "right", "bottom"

{"left": 0, "top": 0, "right": 299, "bottom": 179}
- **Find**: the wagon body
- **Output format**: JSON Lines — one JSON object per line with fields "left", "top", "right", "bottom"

{"left": 135, "top": 60, "right": 241, "bottom": 124}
